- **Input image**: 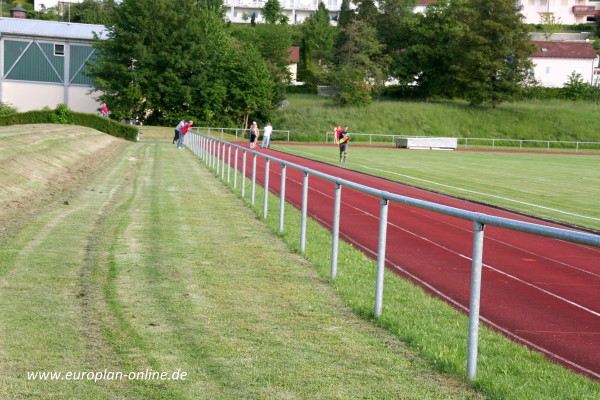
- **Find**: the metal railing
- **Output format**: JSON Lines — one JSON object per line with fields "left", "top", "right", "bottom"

{"left": 196, "top": 126, "right": 291, "bottom": 142}
{"left": 324, "top": 131, "right": 600, "bottom": 152}
{"left": 186, "top": 130, "right": 600, "bottom": 380}
{"left": 460, "top": 137, "right": 600, "bottom": 152}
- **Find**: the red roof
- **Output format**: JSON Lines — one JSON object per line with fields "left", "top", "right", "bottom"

{"left": 418, "top": 0, "right": 437, "bottom": 4}
{"left": 531, "top": 41, "right": 598, "bottom": 59}
{"left": 286, "top": 46, "right": 300, "bottom": 64}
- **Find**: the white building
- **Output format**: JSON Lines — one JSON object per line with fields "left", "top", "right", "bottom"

{"left": 224, "top": 0, "right": 342, "bottom": 24}
{"left": 34, "top": 1, "right": 84, "bottom": 12}
{"left": 516, "top": 0, "right": 596, "bottom": 25}
{"left": 0, "top": 17, "right": 108, "bottom": 113}
{"left": 530, "top": 41, "right": 598, "bottom": 87}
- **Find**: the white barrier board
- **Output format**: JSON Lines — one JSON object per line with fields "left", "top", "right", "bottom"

{"left": 395, "top": 137, "right": 458, "bottom": 150}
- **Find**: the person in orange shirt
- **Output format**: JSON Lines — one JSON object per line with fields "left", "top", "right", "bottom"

{"left": 338, "top": 125, "right": 349, "bottom": 162}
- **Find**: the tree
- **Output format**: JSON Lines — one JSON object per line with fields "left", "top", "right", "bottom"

{"left": 539, "top": 12, "right": 562, "bottom": 40}
{"left": 232, "top": 23, "right": 293, "bottom": 107}
{"left": 301, "top": 2, "right": 337, "bottom": 84}
{"left": 226, "top": 44, "right": 274, "bottom": 128}
{"left": 262, "top": 0, "right": 288, "bottom": 24}
{"left": 70, "top": 0, "right": 117, "bottom": 25}
{"left": 89, "top": 0, "right": 269, "bottom": 126}
{"left": 451, "top": 0, "right": 535, "bottom": 107}
{"left": 354, "top": 0, "right": 379, "bottom": 26}
{"left": 337, "top": 0, "right": 354, "bottom": 28}
{"left": 392, "top": 0, "right": 463, "bottom": 101}
{"left": 332, "top": 20, "right": 390, "bottom": 106}
{"left": 376, "top": 0, "right": 418, "bottom": 51}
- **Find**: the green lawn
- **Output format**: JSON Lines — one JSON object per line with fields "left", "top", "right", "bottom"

{"left": 0, "top": 132, "right": 483, "bottom": 399}
{"left": 273, "top": 144, "right": 600, "bottom": 231}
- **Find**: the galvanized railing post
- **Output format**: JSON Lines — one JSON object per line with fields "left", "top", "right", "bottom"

{"left": 221, "top": 143, "right": 226, "bottom": 179}
{"left": 300, "top": 172, "right": 309, "bottom": 252}
{"left": 330, "top": 182, "right": 342, "bottom": 280}
{"left": 234, "top": 147, "right": 239, "bottom": 189}
{"left": 211, "top": 139, "right": 215, "bottom": 170}
{"left": 374, "top": 197, "right": 389, "bottom": 318}
{"left": 251, "top": 154, "right": 257, "bottom": 205}
{"left": 241, "top": 150, "right": 247, "bottom": 198}
{"left": 227, "top": 145, "right": 232, "bottom": 184}
{"left": 467, "top": 220, "right": 485, "bottom": 380}
{"left": 279, "top": 164, "right": 286, "bottom": 233}
{"left": 263, "top": 159, "right": 270, "bottom": 218}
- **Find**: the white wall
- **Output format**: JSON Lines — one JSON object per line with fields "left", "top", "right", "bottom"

{"left": 2, "top": 81, "right": 101, "bottom": 113}
{"left": 531, "top": 57, "right": 597, "bottom": 87}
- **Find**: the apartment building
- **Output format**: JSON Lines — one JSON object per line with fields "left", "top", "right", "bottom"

{"left": 224, "top": 0, "right": 342, "bottom": 24}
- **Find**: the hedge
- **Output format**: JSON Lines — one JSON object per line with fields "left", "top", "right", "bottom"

{"left": 0, "top": 107, "right": 139, "bottom": 142}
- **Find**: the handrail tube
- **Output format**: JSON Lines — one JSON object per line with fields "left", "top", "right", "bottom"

{"left": 194, "top": 132, "right": 600, "bottom": 248}
{"left": 188, "top": 132, "right": 600, "bottom": 380}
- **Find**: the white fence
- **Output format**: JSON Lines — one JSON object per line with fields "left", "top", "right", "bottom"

{"left": 196, "top": 126, "right": 291, "bottom": 142}
{"left": 186, "top": 130, "right": 600, "bottom": 380}
{"left": 325, "top": 131, "right": 600, "bottom": 152}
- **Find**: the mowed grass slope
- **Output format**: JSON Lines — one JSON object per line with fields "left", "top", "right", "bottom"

{"left": 274, "top": 144, "right": 600, "bottom": 231}
{"left": 272, "top": 95, "right": 600, "bottom": 144}
{"left": 0, "top": 128, "right": 483, "bottom": 399}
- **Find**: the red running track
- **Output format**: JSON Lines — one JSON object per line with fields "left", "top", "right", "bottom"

{"left": 221, "top": 143, "right": 600, "bottom": 379}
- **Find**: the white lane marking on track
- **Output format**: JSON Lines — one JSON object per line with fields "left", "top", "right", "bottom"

{"left": 302, "top": 198, "right": 600, "bottom": 378}
{"left": 276, "top": 147, "right": 600, "bottom": 275}
{"left": 272, "top": 167, "right": 600, "bottom": 318}
{"left": 218, "top": 145, "right": 600, "bottom": 378}
{"left": 279, "top": 146, "right": 600, "bottom": 223}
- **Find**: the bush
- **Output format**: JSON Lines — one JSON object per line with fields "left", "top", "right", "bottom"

{"left": 49, "top": 103, "right": 72, "bottom": 124}
{"left": 0, "top": 105, "right": 138, "bottom": 141}
{"left": 286, "top": 83, "right": 318, "bottom": 95}
{"left": 0, "top": 102, "right": 17, "bottom": 115}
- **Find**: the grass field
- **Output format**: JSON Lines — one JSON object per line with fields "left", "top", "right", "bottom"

{"left": 272, "top": 144, "right": 600, "bottom": 232}
{"left": 0, "top": 127, "right": 485, "bottom": 399}
{"left": 4, "top": 125, "right": 597, "bottom": 398}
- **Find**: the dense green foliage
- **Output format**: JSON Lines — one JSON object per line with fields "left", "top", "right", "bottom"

{"left": 0, "top": 105, "right": 138, "bottom": 141}
{"left": 89, "top": 0, "right": 275, "bottom": 127}
{"left": 261, "top": 0, "right": 288, "bottom": 24}
{"left": 69, "top": 0, "right": 118, "bottom": 24}
{"left": 0, "top": 103, "right": 17, "bottom": 116}
{"left": 300, "top": 3, "right": 337, "bottom": 85}
{"left": 393, "top": 0, "right": 535, "bottom": 107}
{"left": 332, "top": 20, "right": 390, "bottom": 106}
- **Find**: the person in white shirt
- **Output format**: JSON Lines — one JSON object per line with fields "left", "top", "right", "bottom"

{"left": 261, "top": 122, "right": 273, "bottom": 149}
{"left": 173, "top": 119, "right": 186, "bottom": 144}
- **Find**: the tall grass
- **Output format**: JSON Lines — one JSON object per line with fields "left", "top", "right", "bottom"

{"left": 272, "top": 95, "right": 600, "bottom": 143}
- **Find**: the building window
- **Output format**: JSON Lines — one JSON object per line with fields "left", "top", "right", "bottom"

{"left": 545, "top": 66, "right": 551, "bottom": 74}
{"left": 54, "top": 44, "right": 65, "bottom": 56}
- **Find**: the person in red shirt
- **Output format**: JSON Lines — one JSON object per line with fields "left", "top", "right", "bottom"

{"left": 177, "top": 120, "right": 193, "bottom": 149}
{"left": 333, "top": 125, "right": 341, "bottom": 144}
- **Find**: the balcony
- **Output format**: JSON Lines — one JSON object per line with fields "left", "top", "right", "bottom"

{"left": 572, "top": 5, "right": 595, "bottom": 15}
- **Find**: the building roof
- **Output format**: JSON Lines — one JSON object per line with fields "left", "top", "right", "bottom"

{"left": 0, "top": 17, "right": 108, "bottom": 41}
{"left": 285, "top": 46, "right": 300, "bottom": 64}
{"left": 531, "top": 41, "right": 598, "bottom": 59}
